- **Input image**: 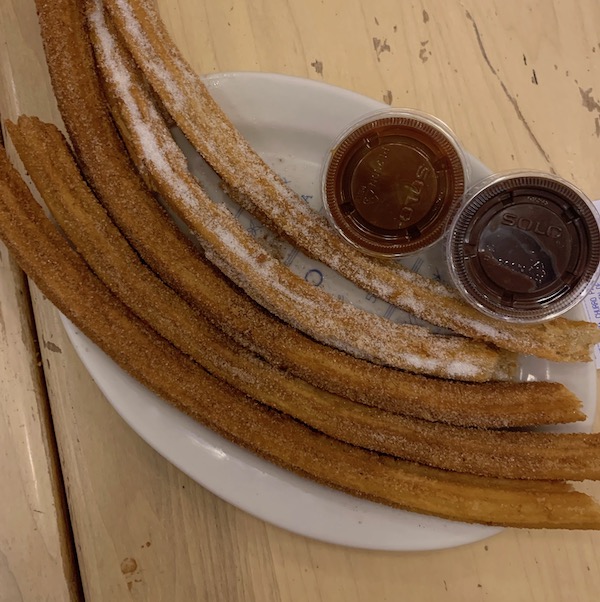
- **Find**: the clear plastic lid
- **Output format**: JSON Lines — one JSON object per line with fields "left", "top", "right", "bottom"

{"left": 321, "top": 109, "right": 468, "bottom": 257}
{"left": 447, "top": 171, "right": 600, "bottom": 322}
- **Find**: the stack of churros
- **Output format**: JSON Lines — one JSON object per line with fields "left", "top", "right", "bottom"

{"left": 0, "top": 0, "right": 599, "bottom": 527}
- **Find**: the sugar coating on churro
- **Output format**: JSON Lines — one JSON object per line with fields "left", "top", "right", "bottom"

{"left": 104, "top": 0, "right": 600, "bottom": 363}
{"left": 89, "top": 1, "right": 511, "bottom": 382}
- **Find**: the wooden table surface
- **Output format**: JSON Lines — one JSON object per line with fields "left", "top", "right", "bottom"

{"left": 2, "top": 0, "right": 600, "bottom": 600}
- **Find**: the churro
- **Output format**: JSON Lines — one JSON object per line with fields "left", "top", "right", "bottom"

{"left": 87, "top": 0, "right": 512, "bottom": 382}
{"left": 33, "top": 0, "right": 587, "bottom": 428}
{"left": 11, "top": 115, "right": 600, "bottom": 481}
{"left": 2, "top": 145, "right": 600, "bottom": 527}
{"left": 102, "top": 0, "right": 599, "bottom": 363}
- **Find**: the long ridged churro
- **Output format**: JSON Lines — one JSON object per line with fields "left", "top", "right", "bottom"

{"left": 36, "top": 0, "right": 589, "bottom": 429}
{"left": 11, "top": 115, "right": 600, "bottom": 481}
{"left": 87, "top": 0, "right": 513, "bottom": 382}
{"left": 102, "top": 0, "right": 600, "bottom": 363}
{"left": 2, "top": 144, "right": 600, "bottom": 527}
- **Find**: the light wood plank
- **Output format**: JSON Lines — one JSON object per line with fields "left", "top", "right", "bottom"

{"left": 0, "top": 248, "right": 80, "bottom": 602}
{"left": 0, "top": 3, "right": 81, "bottom": 600}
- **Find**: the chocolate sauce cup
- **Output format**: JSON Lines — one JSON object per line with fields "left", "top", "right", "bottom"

{"left": 447, "top": 172, "right": 600, "bottom": 322}
{"left": 321, "top": 109, "right": 468, "bottom": 257}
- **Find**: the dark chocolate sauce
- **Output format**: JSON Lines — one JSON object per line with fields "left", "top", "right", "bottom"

{"left": 449, "top": 174, "right": 600, "bottom": 321}
{"left": 323, "top": 114, "right": 466, "bottom": 256}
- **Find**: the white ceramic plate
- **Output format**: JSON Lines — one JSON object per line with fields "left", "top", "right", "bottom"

{"left": 61, "top": 73, "right": 596, "bottom": 551}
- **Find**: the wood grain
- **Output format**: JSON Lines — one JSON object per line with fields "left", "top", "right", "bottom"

{"left": 1, "top": 0, "right": 600, "bottom": 600}
{"left": 0, "top": 250, "right": 80, "bottom": 602}
{"left": 0, "top": 2, "right": 81, "bottom": 600}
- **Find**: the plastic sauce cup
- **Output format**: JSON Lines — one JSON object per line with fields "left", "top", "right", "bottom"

{"left": 447, "top": 171, "right": 600, "bottom": 322}
{"left": 321, "top": 109, "right": 468, "bottom": 257}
